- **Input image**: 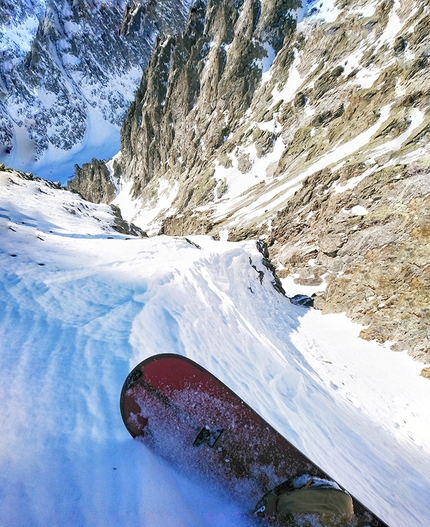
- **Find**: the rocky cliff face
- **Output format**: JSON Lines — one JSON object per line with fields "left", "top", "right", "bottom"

{"left": 0, "top": 0, "right": 191, "bottom": 172}
{"left": 120, "top": 0, "right": 301, "bottom": 219}
{"left": 269, "top": 163, "right": 430, "bottom": 361}
{"left": 76, "top": 0, "right": 430, "bottom": 364}
{"left": 69, "top": 158, "right": 118, "bottom": 203}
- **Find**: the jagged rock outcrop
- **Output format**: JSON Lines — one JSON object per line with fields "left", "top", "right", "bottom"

{"left": 0, "top": 0, "right": 191, "bottom": 171}
{"left": 112, "top": 0, "right": 430, "bottom": 363}
{"left": 69, "top": 159, "right": 117, "bottom": 204}
{"left": 110, "top": 204, "right": 147, "bottom": 236}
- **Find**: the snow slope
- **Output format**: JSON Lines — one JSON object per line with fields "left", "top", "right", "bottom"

{"left": 1, "top": 170, "right": 430, "bottom": 526}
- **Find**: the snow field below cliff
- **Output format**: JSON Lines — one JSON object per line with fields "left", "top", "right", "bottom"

{"left": 1, "top": 172, "right": 430, "bottom": 527}
{"left": 7, "top": 104, "right": 121, "bottom": 183}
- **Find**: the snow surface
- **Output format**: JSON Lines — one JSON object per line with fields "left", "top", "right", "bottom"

{"left": 302, "top": 0, "right": 341, "bottom": 24}
{"left": 5, "top": 104, "right": 122, "bottom": 185}
{"left": 113, "top": 176, "right": 180, "bottom": 236}
{"left": 1, "top": 170, "right": 430, "bottom": 527}
{"left": 0, "top": 14, "right": 40, "bottom": 57}
{"left": 271, "top": 48, "right": 304, "bottom": 105}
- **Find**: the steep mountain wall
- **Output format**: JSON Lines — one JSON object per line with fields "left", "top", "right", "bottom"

{"left": 113, "top": 0, "right": 430, "bottom": 364}
{"left": 120, "top": 0, "right": 301, "bottom": 220}
{"left": 0, "top": 0, "right": 191, "bottom": 171}
{"left": 69, "top": 158, "right": 117, "bottom": 203}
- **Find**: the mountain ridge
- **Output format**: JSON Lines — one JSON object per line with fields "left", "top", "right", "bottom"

{"left": 7, "top": 0, "right": 430, "bottom": 365}
{"left": 0, "top": 0, "right": 191, "bottom": 174}
{"left": 101, "top": 0, "right": 429, "bottom": 364}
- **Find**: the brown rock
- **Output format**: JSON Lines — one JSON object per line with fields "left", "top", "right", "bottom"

{"left": 420, "top": 368, "right": 430, "bottom": 379}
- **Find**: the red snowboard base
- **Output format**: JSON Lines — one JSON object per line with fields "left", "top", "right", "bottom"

{"left": 120, "top": 353, "right": 388, "bottom": 526}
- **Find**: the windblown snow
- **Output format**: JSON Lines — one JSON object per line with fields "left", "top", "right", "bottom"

{"left": 1, "top": 170, "right": 430, "bottom": 527}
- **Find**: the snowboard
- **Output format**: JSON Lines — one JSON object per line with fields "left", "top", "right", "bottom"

{"left": 120, "top": 353, "right": 388, "bottom": 527}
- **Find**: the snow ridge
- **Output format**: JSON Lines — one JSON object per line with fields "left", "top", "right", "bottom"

{"left": 1, "top": 169, "right": 430, "bottom": 526}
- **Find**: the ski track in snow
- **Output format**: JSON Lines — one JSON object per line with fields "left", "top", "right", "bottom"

{"left": 1, "top": 172, "right": 430, "bottom": 527}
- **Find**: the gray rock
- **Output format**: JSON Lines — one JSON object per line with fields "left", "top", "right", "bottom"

{"left": 68, "top": 159, "right": 117, "bottom": 204}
